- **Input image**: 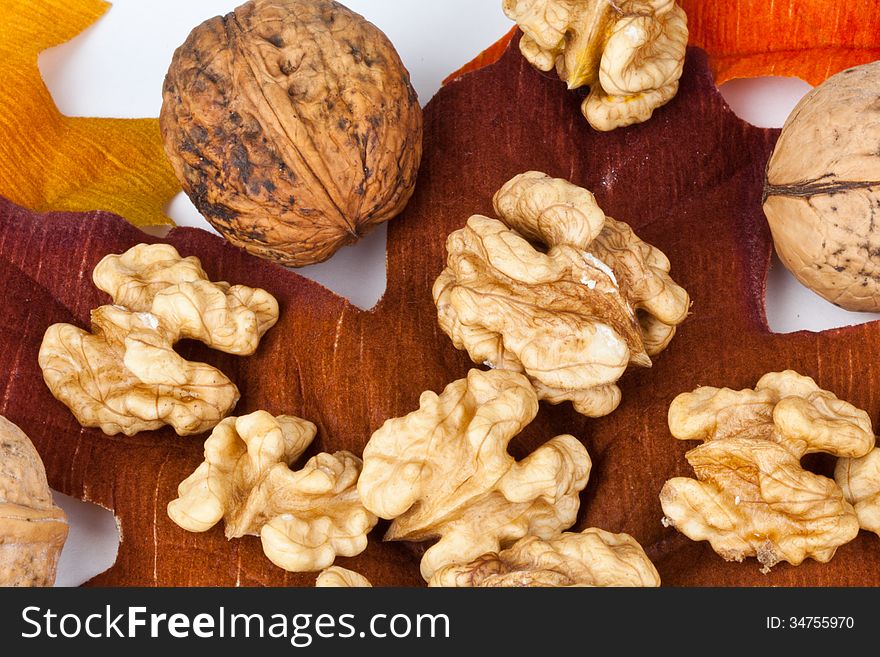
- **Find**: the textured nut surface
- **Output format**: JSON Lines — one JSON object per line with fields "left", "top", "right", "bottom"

{"left": 502, "top": 0, "right": 688, "bottom": 130}
{"left": 169, "top": 410, "right": 377, "bottom": 572}
{"left": 0, "top": 416, "right": 68, "bottom": 587}
{"left": 660, "top": 370, "right": 874, "bottom": 571}
{"left": 763, "top": 61, "right": 880, "bottom": 311}
{"left": 358, "top": 368, "right": 591, "bottom": 580}
{"left": 836, "top": 447, "right": 880, "bottom": 538}
{"left": 160, "top": 0, "right": 423, "bottom": 267}
{"left": 433, "top": 171, "right": 688, "bottom": 417}
{"left": 39, "top": 244, "right": 278, "bottom": 436}
{"left": 316, "top": 566, "right": 372, "bottom": 587}
{"left": 428, "top": 528, "right": 659, "bottom": 587}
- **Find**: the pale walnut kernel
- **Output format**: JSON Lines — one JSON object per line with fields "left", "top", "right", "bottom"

{"left": 39, "top": 243, "right": 278, "bottom": 436}
{"left": 357, "top": 368, "right": 591, "bottom": 581}
{"left": 428, "top": 528, "right": 659, "bottom": 587}
{"left": 836, "top": 447, "right": 880, "bottom": 539}
{"left": 502, "top": 0, "right": 688, "bottom": 130}
{"left": 315, "top": 566, "right": 372, "bottom": 587}
{"left": 660, "top": 370, "right": 874, "bottom": 572}
{"left": 168, "top": 410, "right": 377, "bottom": 572}
{"left": 433, "top": 171, "right": 688, "bottom": 418}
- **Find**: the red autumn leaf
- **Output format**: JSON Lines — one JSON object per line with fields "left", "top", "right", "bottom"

{"left": 1, "top": 36, "right": 878, "bottom": 586}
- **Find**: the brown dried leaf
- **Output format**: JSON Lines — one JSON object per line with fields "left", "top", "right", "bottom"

{"left": 1, "top": 36, "right": 879, "bottom": 585}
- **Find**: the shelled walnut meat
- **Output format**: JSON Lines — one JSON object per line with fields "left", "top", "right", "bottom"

{"left": 434, "top": 171, "right": 689, "bottom": 417}
{"left": 316, "top": 566, "right": 372, "bottom": 587}
{"left": 169, "top": 410, "right": 377, "bottom": 572}
{"left": 38, "top": 244, "right": 278, "bottom": 436}
{"left": 160, "top": 0, "right": 423, "bottom": 267}
{"left": 660, "top": 371, "right": 875, "bottom": 572}
{"left": 503, "top": 0, "right": 688, "bottom": 130}
{"left": 836, "top": 447, "right": 880, "bottom": 539}
{"left": 763, "top": 61, "right": 880, "bottom": 311}
{"left": 429, "top": 528, "right": 659, "bottom": 587}
{"left": 358, "top": 368, "right": 592, "bottom": 581}
{"left": 0, "top": 416, "right": 68, "bottom": 587}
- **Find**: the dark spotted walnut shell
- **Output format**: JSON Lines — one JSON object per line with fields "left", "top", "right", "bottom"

{"left": 159, "top": 0, "right": 423, "bottom": 267}
{"left": 0, "top": 416, "right": 68, "bottom": 586}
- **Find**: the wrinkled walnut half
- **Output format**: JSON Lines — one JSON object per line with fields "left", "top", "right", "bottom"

{"left": 358, "top": 368, "right": 591, "bottom": 580}
{"left": 39, "top": 244, "right": 278, "bottom": 436}
{"left": 503, "top": 0, "right": 688, "bottom": 130}
{"left": 315, "top": 566, "right": 372, "bottom": 587}
{"left": 0, "top": 416, "right": 68, "bottom": 586}
{"left": 836, "top": 447, "right": 880, "bottom": 538}
{"left": 434, "top": 172, "right": 689, "bottom": 417}
{"left": 429, "top": 528, "right": 659, "bottom": 587}
{"left": 660, "top": 371, "right": 874, "bottom": 572}
{"left": 169, "top": 410, "right": 377, "bottom": 572}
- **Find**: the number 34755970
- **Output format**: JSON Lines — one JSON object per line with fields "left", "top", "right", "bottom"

{"left": 766, "top": 617, "right": 854, "bottom": 630}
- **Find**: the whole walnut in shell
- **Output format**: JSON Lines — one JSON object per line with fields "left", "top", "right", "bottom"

{"left": 160, "top": 0, "right": 423, "bottom": 267}
{"left": 0, "top": 416, "right": 68, "bottom": 586}
{"left": 763, "top": 61, "right": 880, "bottom": 311}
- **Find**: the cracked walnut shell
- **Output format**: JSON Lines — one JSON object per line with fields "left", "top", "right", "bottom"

{"left": 836, "top": 447, "right": 880, "bottom": 539}
{"left": 38, "top": 243, "right": 278, "bottom": 436}
{"left": 160, "top": 0, "right": 423, "bottom": 267}
{"left": 502, "top": 0, "right": 688, "bottom": 130}
{"left": 168, "top": 410, "right": 377, "bottom": 572}
{"left": 0, "top": 416, "right": 68, "bottom": 587}
{"left": 433, "top": 171, "right": 689, "bottom": 418}
{"left": 429, "top": 528, "right": 659, "bottom": 587}
{"left": 357, "top": 368, "right": 591, "bottom": 581}
{"left": 660, "top": 371, "right": 875, "bottom": 572}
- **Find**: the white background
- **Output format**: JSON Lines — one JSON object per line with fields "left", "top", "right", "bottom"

{"left": 33, "top": 0, "right": 876, "bottom": 586}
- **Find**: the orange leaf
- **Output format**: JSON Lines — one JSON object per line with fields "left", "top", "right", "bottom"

{"left": 0, "top": 0, "right": 179, "bottom": 226}
{"left": 444, "top": 26, "right": 516, "bottom": 85}
{"left": 680, "top": 0, "right": 880, "bottom": 85}
{"left": 448, "top": 2, "right": 880, "bottom": 88}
